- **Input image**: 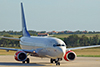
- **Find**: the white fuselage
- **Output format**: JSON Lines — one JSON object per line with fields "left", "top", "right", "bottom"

{"left": 20, "top": 36, "right": 66, "bottom": 59}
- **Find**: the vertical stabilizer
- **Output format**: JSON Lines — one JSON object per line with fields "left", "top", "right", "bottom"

{"left": 21, "top": 3, "right": 30, "bottom": 37}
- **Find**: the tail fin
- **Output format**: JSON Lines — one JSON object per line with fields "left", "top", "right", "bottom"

{"left": 21, "top": 3, "right": 30, "bottom": 37}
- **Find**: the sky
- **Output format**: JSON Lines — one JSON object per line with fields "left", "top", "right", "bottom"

{"left": 0, "top": 0, "right": 100, "bottom": 32}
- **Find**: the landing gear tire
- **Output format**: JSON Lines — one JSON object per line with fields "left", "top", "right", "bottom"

{"left": 55, "top": 58, "right": 61, "bottom": 65}
{"left": 22, "top": 58, "right": 30, "bottom": 63}
{"left": 50, "top": 58, "right": 61, "bottom": 65}
{"left": 50, "top": 59, "right": 53, "bottom": 63}
{"left": 56, "top": 62, "right": 60, "bottom": 65}
{"left": 22, "top": 61, "right": 25, "bottom": 63}
{"left": 55, "top": 61, "right": 57, "bottom": 63}
{"left": 26, "top": 58, "right": 30, "bottom": 63}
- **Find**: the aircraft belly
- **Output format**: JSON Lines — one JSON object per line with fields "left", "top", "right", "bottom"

{"left": 38, "top": 48, "right": 63, "bottom": 59}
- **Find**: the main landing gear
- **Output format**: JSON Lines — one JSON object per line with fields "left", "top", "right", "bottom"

{"left": 22, "top": 58, "right": 30, "bottom": 63}
{"left": 50, "top": 58, "right": 62, "bottom": 65}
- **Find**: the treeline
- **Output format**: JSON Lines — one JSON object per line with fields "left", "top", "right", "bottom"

{"left": 56, "top": 30, "right": 99, "bottom": 34}
{"left": 0, "top": 34, "right": 100, "bottom": 48}
{"left": 0, "top": 35, "right": 20, "bottom": 47}
{"left": 0, "top": 30, "right": 38, "bottom": 36}
{"left": 1, "top": 30, "right": 100, "bottom": 36}
{"left": 63, "top": 34, "right": 100, "bottom": 47}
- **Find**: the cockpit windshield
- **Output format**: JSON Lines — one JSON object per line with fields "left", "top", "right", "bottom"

{"left": 53, "top": 44, "right": 65, "bottom": 47}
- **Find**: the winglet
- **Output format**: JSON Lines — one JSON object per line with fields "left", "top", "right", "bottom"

{"left": 21, "top": 3, "right": 30, "bottom": 37}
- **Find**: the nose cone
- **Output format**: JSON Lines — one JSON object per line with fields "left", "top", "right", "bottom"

{"left": 57, "top": 47, "right": 66, "bottom": 58}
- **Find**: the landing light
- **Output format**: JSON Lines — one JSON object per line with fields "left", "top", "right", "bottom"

{"left": 33, "top": 51, "right": 35, "bottom": 53}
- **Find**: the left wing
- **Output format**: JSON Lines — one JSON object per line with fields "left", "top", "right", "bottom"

{"left": 0, "top": 36, "right": 20, "bottom": 41}
{"left": 67, "top": 45, "right": 100, "bottom": 51}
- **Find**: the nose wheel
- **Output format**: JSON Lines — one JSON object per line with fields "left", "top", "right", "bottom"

{"left": 50, "top": 58, "right": 61, "bottom": 65}
{"left": 55, "top": 58, "right": 60, "bottom": 65}
{"left": 56, "top": 61, "right": 60, "bottom": 65}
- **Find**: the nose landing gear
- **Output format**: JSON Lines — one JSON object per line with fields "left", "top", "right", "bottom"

{"left": 50, "top": 58, "right": 62, "bottom": 65}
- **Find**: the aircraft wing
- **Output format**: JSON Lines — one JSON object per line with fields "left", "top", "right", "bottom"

{"left": 0, "top": 47, "right": 34, "bottom": 53}
{"left": 0, "top": 36, "right": 20, "bottom": 41}
{"left": 66, "top": 45, "right": 100, "bottom": 51}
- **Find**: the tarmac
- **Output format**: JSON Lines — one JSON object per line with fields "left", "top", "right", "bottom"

{"left": 0, "top": 55, "right": 100, "bottom": 67}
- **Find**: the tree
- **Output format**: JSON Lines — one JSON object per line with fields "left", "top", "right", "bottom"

{"left": 79, "top": 35, "right": 89, "bottom": 46}
{"left": 90, "top": 35, "right": 99, "bottom": 45}
{"left": 64, "top": 34, "right": 79, "bottom": 47}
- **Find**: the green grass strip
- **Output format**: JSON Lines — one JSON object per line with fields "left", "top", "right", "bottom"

{"left": 77, "top": 55, "right": 100, "bottom": 57}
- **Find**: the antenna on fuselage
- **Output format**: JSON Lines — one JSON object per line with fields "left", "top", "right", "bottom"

{"left": 21, "top": 3, "right": 30, "bottom": 37}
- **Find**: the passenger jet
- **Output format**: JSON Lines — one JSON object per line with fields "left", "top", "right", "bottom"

{"left": 0, "top": 3, "right": 100, "bottom": 65}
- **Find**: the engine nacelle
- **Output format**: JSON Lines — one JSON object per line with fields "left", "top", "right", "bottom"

{"left": 64, "top": 50, "right": 76, "bottom": 61}
{"left": 14, "top": 51, "right": 27, "bottom": 61}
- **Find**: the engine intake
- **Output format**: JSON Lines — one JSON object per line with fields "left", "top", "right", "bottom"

{"left": 15, "top": 51, "right": 27, "bottom": 61}
{"left": 64, "top": 50, "right": 76, "bottom": 61}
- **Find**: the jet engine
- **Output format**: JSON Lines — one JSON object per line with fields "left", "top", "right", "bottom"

{"left": 64, "top": 50, "right": 76, "bottom": 61}
{"left": 14, "top": 51, "right": 27, "bottom": 61}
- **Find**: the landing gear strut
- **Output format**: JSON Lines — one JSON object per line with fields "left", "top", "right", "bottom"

{"left": 26, "top": 58, "right": 30, "bottom": 63}
{"left": 55, "top": 58, "right": 60, "bottom": 65}
{"left": 22, "top": 58, "right": 30, "bottom": 63}
{"left": 50, "top": 58, "right": 62, "bottom": 65}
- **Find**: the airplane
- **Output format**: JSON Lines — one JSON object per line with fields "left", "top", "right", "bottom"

{"left": 0, "top": 2, "right": 100, "bottom": 65}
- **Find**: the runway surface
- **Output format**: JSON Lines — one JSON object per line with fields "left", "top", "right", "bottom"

{"left": 0, "top": 55, "right": 100, "bottom": 67}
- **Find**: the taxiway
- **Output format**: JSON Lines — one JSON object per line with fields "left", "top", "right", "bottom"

{"left": 0, "top": 55, "right": 100, "bottom": 67}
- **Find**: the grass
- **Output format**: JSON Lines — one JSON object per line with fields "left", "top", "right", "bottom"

{"left": 0, "top": 50, "right": 16, "bottom": 55}
{"left": 73, "top": 47, "right": 100, "bottom": 57}
{"left": 77, "top": 55, "right": 100, "bottom": 57}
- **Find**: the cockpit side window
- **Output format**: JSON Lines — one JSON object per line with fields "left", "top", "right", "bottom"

{"left": 62, "top": 44, "right": 65, "bottom": 46}
{"left": 53, "top": 44, "right": 65, "bottom": 47}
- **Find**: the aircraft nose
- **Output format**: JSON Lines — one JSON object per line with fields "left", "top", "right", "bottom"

{"left": 57, "top": 48, "right": 64, "bottom": 57}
